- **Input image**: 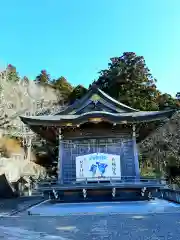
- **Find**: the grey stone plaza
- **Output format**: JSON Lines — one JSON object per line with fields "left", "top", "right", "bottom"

{"left": 0, "top": 199, "right": 180, "bottom": 239}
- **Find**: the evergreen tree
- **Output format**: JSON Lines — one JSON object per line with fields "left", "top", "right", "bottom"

{"left": 68, "top": 85, "right": 88, "bottom": 104}
{"left": 51, "top": 76, "right": 73, "bottom": 103}
{"left": 94, "top": 52, "right": 160, "bottom": 110}
{"left": 6, "top": 64, "right": 19, "bottom": 82}
{"left": 35, "top": 70, "right": 50, "bottom": 84}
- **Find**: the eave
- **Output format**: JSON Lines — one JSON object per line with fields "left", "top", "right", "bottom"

{"left": 20, "top": 109, "right": 176, "bottom": 127}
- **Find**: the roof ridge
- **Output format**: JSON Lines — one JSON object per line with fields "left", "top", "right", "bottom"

{"left": 97, "top": 88, "right": 139, "bottom": 112}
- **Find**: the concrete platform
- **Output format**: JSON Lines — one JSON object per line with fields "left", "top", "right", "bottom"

{"left": 27, "top": 199, "right": 180, "bottom": 216}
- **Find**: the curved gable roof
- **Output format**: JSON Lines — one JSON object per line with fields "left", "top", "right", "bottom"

{"left": 54, "top": 87, "right": 139, "bottom": 115}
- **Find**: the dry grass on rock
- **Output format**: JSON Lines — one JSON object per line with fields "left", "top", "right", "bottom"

{"left": 0, "top": 137, "right": 24, "bottom": 157}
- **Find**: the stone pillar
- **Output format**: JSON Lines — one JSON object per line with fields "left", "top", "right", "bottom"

{"left": 58, "top": 128, "right": 63, "bottom": 184}
{"left": 27, "top": 136, "right": 32, "bottom": 162}
{"left": 0, "top": 128, "right": 3, "bottom": 138}
{"left": 132, "top": 124, "right": 140, "bottom": 179}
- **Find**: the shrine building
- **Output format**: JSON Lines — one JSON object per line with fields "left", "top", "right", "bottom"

{"left": 20, "top": 86, "right": 175, "bottom": 185}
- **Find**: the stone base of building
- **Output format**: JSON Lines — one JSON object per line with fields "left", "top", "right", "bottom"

{"left": 38, "top": 181, "right": 163, "bottom": 203}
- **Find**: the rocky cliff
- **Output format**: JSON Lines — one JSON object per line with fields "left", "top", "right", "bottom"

{"left": 0, "top": 70, "right": 62, "bottom": 186}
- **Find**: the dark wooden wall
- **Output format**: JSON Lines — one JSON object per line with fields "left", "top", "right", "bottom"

{"left": 62, "top": 123, "right": 133, "bottom": 140}
{"left": 60, "top": 123, "right": 136, "bottom": 183}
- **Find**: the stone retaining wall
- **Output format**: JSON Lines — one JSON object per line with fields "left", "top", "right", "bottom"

{"left": 0, "top": 196, "right": 44, "bottom": 216}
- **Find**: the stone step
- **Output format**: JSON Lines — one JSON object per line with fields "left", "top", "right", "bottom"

{"left": 31, "top": 191, "right": 43, "bottom": 197}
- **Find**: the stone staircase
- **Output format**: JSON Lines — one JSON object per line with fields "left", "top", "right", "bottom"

{"left": 30, "top": 179, "right": 58, "bottom": 197}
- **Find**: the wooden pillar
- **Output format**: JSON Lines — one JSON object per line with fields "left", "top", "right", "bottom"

{"left": 132, "top": 124, "right": 140, "bottom": 179}
{"left": 58, "top": 128, "right": 63, "bottom": 184}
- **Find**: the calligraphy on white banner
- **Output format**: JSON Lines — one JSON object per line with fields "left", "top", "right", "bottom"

{"left": 76, "top": 153, "right": 121, "bottom": 181}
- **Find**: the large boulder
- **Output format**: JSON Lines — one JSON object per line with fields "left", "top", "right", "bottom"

{"left": 0, "top": 174, "right": 16, "bottom": 198}
{"left": 0, "top": 157, "right": 47, "bottom": 183}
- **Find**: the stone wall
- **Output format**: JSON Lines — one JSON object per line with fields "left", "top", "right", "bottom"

{"left": 161, "top": 188, "right": 180, "bottom": 203}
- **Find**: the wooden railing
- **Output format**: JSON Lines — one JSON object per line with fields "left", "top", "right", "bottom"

{"left": 36, "top": 176, "right": 166, "bottom": 187}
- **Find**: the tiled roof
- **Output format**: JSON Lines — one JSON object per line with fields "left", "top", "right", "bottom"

{"left": 20, "top": 109, "right": 175, "bottom": 126}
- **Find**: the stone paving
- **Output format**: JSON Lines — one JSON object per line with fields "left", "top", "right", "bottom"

{"left": 0, "top": 199, "right": 180, "bottom": 239}
{"left": 0, "top": 213, "right": 180, "bottom": 239}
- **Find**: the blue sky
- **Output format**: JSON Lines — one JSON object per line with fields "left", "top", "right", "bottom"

{"left": 0, "top": 0, "right": 179, "bottom": 96}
